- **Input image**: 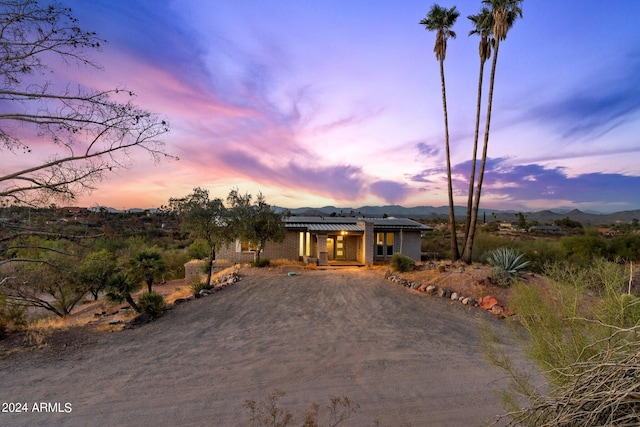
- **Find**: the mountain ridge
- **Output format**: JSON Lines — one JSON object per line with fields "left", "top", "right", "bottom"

{"left": 273, "top": 205, "right": 640, "bottom": 226}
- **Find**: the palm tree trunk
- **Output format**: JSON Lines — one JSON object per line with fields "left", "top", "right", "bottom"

{"left": 463, "top": 56, "right": 487, "bottom": 253}
{"left": 463, "top": 38, "right": 501, "bottom": 264}
{"left": 125, "top": 293, "right": 140, "bottom": 313}
{"left": 439, "top": 58, "right": 459, "bottom": 261}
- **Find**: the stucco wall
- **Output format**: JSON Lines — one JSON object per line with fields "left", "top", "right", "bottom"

{"left": 216, "top": 231, "right": 300, "bottom": 263}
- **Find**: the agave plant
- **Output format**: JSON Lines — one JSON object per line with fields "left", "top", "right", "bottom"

{"left": 486, "top": 247, "right": 530, "bottom": 287}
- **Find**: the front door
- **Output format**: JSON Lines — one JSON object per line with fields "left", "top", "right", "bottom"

{"left": 335, "top": 235, "right": 346, "bottom": 260}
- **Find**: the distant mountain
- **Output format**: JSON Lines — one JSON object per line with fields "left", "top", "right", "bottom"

{"left": 94, "top": 204, "right": 640, "bottom": 226}
{"left": 275, "top": 205, "right": 640, "bottom": 226}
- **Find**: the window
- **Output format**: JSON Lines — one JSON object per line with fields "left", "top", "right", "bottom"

{"left": 386, "top": 232, "right": 394, "bottom": 256}
{"left": 376, "top": 232, "right": 394, "bottom": 257}
{"left": 237, "top": 239, "right": 258, "bottom": 252}
{"left": 298, "top": 232, "right": 311, "bottom": 257}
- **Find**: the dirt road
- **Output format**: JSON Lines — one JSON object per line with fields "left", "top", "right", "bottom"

{"left": 0, "top": 266, "right": 518, "bottom": 426}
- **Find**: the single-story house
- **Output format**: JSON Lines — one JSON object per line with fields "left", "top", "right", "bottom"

{"left": 216, "top": 216, "right": 432, "bottom": 266}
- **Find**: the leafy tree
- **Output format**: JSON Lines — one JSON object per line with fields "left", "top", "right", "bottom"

{"left": 105, "top": 271, "right": 141, "bottom": 313}
{"left": 78, "top": 249, "right": 117, "bottom": 300}
{"left": 129, "top": 249, "right": 166, "bottom": 293}
{"left": 169, "top": 188, "right": 234, "bottom": 287}
{"left": 187, "top": 239, "right": 210, "bottom": 260}
{"left": 462, "top": 0, "right": 523, "bottom": 264}
{"left": 463, "top": 7, "right": 493, "bottom": 251}
{"left": 227, "top": 190, "right": 286, "bottom": 264}
{"left": 554, "top": 216, "right": 582, "bottom": 229}
{"left": 420, "top": 4, "right": 460, "bottom": 262}
{"left": 1, "top": 239, "right": 89, "bottom": 317}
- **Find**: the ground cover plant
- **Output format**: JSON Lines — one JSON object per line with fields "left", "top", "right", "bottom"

{"left": 487, "top": 258, "right": 640, "bottom": 426}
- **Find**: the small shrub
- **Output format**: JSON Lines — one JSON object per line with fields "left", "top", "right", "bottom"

{"left": 137, "top": 292, "right": 166, "bottom": 318}
{"left": 390, "top": 253, "right": 414, "bottom": 272}
{"left": 252, "top": 258, "right": 271, "bottom": 268}
{"left": 486, "top": 247, "right": 530, "bottom": 287}
{"left": 190, "top": 276, "right": 207, "bottom": 295}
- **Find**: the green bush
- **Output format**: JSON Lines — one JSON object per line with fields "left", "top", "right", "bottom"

{"left": 486, "top": 247, "right": 530, "bottom": 287}
{"left": 190, "top": 276, "right": 207, "bottom": 295}
{"left": 252, "top": 258, "right": 270, "bottom": 268}
{"left": 473, "top": 231, "right": 512, "bottom": 263}
{"left": 516, "top": 238, "right": 566, "bottom": 273}
{"left": 390, "top": 253, "right": 415, "bottom": 272}
{"left": 137, "top": 292, "right": 166, "bottom": 318}
{"left": 187, "top": 239, "right": 209, "bottom": 260}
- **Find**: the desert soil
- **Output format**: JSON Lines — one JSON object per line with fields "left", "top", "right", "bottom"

{"left": 0, "top": 266, "right": 526, "bottom": 427}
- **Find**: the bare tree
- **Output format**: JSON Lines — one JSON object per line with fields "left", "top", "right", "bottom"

{"left": 0, "top": 0, "right": 171, "bottom": 317}
{"left": 0, "top": 0, "right": 172, "bottom": 206}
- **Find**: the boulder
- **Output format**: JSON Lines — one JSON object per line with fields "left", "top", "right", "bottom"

{"left": 490, "top": 305, "right": 505, "bottom": 318}
{"left": 478, "top": 296, "right": 499, "bottom": 310}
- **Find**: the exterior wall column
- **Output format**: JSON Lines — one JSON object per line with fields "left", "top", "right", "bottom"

{"left": 317, "top": 233, "right": 328, "bottom": 266}
{"left": 358, "top": 221, "right": 374, "bottom": 265}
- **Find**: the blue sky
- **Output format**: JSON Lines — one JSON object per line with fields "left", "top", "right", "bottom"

{"left": 41, "top": 0, "right": 640, "bottom": 212}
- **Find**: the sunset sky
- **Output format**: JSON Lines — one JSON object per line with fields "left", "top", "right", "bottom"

{"left": 25, "top": 1, "right": 640, "bottom": 212}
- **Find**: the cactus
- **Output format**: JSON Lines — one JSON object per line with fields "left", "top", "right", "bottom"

{"left": 486, "top": 247, "right": 530, "bottom": 287}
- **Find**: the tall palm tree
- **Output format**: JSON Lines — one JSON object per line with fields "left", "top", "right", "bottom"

{"left": 462, "top": 0, "right": 523, "bottom": 264}
{"left": 420, "top": 4, "right": 460, "bottom": 262}
{"left": 462, "top": 7, "right": 493, "bottom": 255}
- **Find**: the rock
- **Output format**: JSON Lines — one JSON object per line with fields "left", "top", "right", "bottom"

{"left": 503, "top": 306, "right": 515, "bottom": 317}
{"left": 173, "top": 298, "right": 188, "bottom": 305}
{"left": 124, "top": 312, "right": 153, "bottom": 329}
{"left": 410, "top": 282, "right": 420, "bottom": 290}
{"left": 418, "top": 284, "right": 427, "bottom": 292}
{"left": 108, "top": 320, "right": 122, "bottom": 325}
{"left": 451, "top": 292, "right": 459, "bottom": 301}
{"left": 437, "top": 287, "right": 446, "bottom": 297}
{"left": 490, "top": 305, "right": 505, "bottom": 318}
{"left": 444, "top": 290, "right": 452, "bottom": 299}
{"left": 462, "top": 297, "right": 471, "bottom": 305}
{"left": 426, "top": 285, "right": 436, "bottom": 295}
{"left": 479, "top": 296, "right": 499, "bottom": 310}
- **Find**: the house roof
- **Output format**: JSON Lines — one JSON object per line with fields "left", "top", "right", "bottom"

{"left": 284, "top": 216, "right": 432, "bottom": 232}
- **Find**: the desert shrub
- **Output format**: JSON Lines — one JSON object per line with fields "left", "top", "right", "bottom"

{"left": 486, "top": 247, "right": 530, "bottom": 287}
{"left": 472, "top": 231, "right": 512, "bottom": 263}
{"left": 252, "top": 258, "right": 270, "bottom": 268}
{"left": 608, "top": 233, "right": 640, "bottom": 261}
{"left": 390, "top": 253, "right": 414, "bottom": 272}
{"left": 488, "top": 260, "right": 640, "bottom": 425}
{"left": 137, "top": 292, "right": 166, "bottom": 318}
{"left": 190, "top": 276, "right": 207, "bottom": 295}
{"left": 187, "top": 239, "right": 209, "bottom": 260}
{"left": 515, "top": 238, "right": 565, "bottom": 273}
{"left": 0, "top": 296, "right": 27, "bottom": 337}
{"left": 162, "top": 248, "right": 190, "bottom": 280}
{"left": 561, "top": 231, "right": 608, "bottom": 265}
{"left": 244, "top": 389, "right": 359, "bottom": 427}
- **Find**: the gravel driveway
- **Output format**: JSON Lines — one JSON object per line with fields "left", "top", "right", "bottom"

{"left": 0, "top": 266, "right": 517, "bottom": 426}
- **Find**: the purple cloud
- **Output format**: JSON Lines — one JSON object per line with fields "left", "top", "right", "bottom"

{"left": 369, "top": 180, "right": 413, "bottom": 204}
{"left": 218, "top": 149, "right": 366, "bottom": 201}
{"left": 451, "top": 158, "right": 640, "bottom": 206}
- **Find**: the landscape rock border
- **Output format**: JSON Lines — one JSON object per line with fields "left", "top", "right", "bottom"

{"left": 382, "top": 270, "right": 513, "bottom": 318}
